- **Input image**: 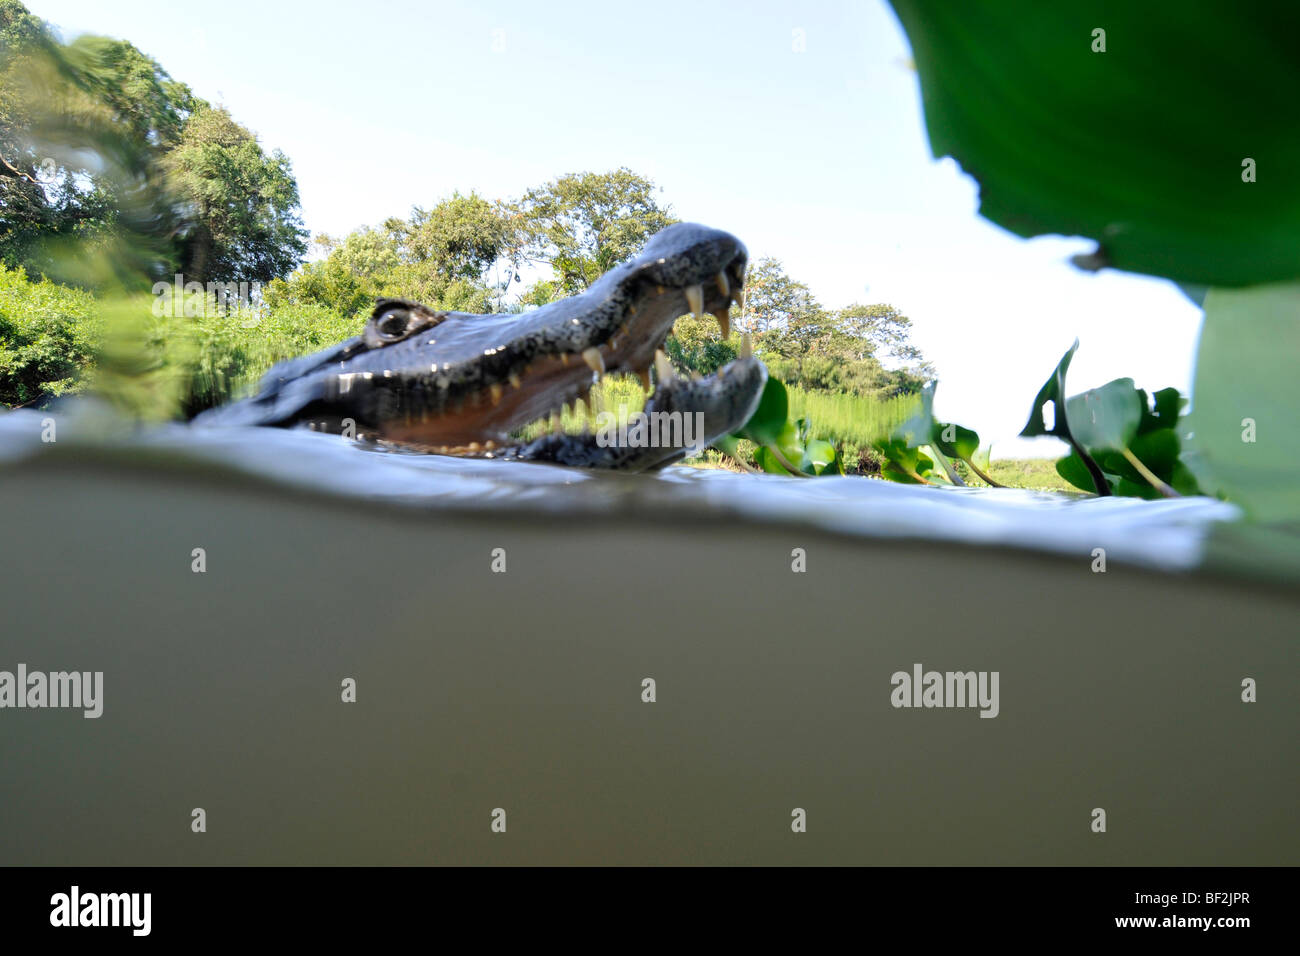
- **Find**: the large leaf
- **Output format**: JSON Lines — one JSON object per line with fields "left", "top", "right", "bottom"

{"left": 1056, "top": 452, "right": 1115, "bottom": 494}
{"left": 1096, "top": 429, "right": 1178, "bottom": 485}
{"left": 1145, "top": 387, "right": 1184, "bottom": 432}
{"left": 1184, "top": 283, "right": 1300, "bottom": 521}
{"left": 1064, "top": 378, "right": 1142, "bottom": 454}
{"left": 1021, "top": 340, "right": 1109, "bottom": 494}
{"left": 893, "top": 381, "right": 937, "bottom": 448}
{"left": 932, "top": 420, "right": 980, "bottom": 461}
{"left": 1020, "top": 340, "right": 1077, "bottom": 440}
{"left": 874, "top": 437, "right": 934, "bottom": 484}
{"left": 888, "top": 2, "right": 1300, "bottom": 285}
{"left": 801, "top": 437, "right": 843, "bottom": 476}
{"left": 736, "top": 376, "right": 789, "bottom": 448}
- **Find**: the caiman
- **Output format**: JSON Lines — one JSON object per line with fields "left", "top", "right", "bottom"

{"left": 193, "top": 223, "right": 766, "bottom": 471}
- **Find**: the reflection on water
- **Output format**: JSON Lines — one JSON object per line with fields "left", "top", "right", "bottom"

{"left": 1, "top": 407, "right": 1241, "bottom": 573}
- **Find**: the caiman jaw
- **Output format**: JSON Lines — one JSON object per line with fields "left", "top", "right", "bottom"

{"left": 381, "top": 276, "right": 745, "bottom": 448}
{"left": 375, "top": 240, "right": 747, "bottom": 446}
{"left": 191, "top": 223, "right": 760, "bottom": 468}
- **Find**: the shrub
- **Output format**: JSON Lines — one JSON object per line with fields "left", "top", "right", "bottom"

{"left": 0, "top": 265, "right": 100, "bottom": 407}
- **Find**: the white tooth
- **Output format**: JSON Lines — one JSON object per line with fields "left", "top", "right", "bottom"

{"left": 715, "top": 271, "right": 729, "bottom": 298}
{"left": 684, "top": 283, "right": 704, "bottom": 317}
{"left": 582, "top": 347, "right": 605, "bottom": 376}
{"left": 740, "top": 332, "right": 753, "bottom": 358}
{"left": 714, "top": 307, "right": 730, "bottom": 339}
{"left": 654, "top": 349, "right": 674, "bottom": 383}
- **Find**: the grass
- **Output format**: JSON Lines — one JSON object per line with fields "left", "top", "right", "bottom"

{"left": 784, "top": 385, "right": 918, "bottom": 447}
{"left": 512, "top": 376, "right": 916, "bottom": 446}
{"left": 983, "top": 457, "right": 1076, "bottom": 491}
{"left": 511, "top": 377, "right": 1070, "bottom": 491}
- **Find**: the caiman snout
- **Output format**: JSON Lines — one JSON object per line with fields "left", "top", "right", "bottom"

{"left": 192, "top": 223, "right": 764, "bottom": 470}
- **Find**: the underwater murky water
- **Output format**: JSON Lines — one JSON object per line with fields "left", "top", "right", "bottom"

{"left": 0, "top": 406, "right": 1242, "bottom": 573}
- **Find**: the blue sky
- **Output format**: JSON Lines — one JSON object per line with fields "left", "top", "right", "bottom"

{"left": 32, "top": 0, "right": 1203, "bottom": 457}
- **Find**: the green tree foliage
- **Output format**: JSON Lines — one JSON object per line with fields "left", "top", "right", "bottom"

{"left": 265, "top": 195, "right": 506, "bottom": 319}
{"left": 1, "top": 1, "right": 177, "bottom": 280}
{"left": 739, "top": 257, "right": 820, "bottom": 335}
{"left": 0, "top": 1, "right": 305, "bottom": 287}
{"left": 0, "top": 262, "right": 98, "bottom": 405}
{"left": 664, "top": 314, "right": 738, "bottom": 375}
{"left": 512, "top": 168, "right": 676, "bottom": 297}
{"left": 164, "top": 105, "right": 308, "bottom": 284}
{"left": 730, "top": 257, "right": 930, "bottom": 398}
{"left": 402, "top": 192, "right": 510, "bottom": 282}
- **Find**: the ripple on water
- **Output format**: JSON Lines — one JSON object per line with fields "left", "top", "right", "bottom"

{"left": 0, "top": 408, "right": 1242, "bottom": 573}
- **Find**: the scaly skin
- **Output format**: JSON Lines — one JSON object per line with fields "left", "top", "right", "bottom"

{"left": 193, "top": 223, "right": 766, "bottom": 470}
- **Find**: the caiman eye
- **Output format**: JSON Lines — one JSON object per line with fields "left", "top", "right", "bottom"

{"left": 365, "top": 299, "right": 447, "bottom": 348}
{"left": 375, "top": 308, "right": 409, "bottom": 339}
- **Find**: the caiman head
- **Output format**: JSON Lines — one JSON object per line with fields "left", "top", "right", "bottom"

{"left": 192, "top": 223, "right": 767, "bottom": 470}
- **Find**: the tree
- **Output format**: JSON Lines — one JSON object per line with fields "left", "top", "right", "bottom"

{"left": 1, "top": 2, "right": 306, "bottom": 288}
{"left": 402, "top": 192, "right": 509, "bottom": 282}
{"left": 266, "top": 195, "right": 506, "bottom": 318}
{"left": 0, "top": 4, "right": 175, "bottom": 278}
{"left": 165, "top": 105, "right": 308, "bottom": 284}
{"left": 513, "top": 168, "right": 676, "bottom": 297}
{"left": 731, "top": 257, "right": 932, "bottom": 397}
{"left": 664, "top": 314, "right": 738, "bottom": 375}
{"left": 836, "top": 303, "right": 922, "bottom": 364}
{"left": 738, "top": 258, "right": 821, "bottom": 334}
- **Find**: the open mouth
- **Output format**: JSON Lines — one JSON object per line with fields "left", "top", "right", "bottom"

{"left": 370, "top": 227, "right": 749, "bottom": 449}
{"left": 192, "top": 222, "right": 761, "bottom": 466}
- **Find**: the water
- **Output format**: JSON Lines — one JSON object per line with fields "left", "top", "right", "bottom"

{"left": 0, "top": 406, "right": 1242, "bottom": 573}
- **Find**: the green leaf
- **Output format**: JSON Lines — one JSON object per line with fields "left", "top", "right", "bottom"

{"left": 1063, "top": 378, "right": 1142, "bottom": 454}
{"left": 822, "top": 445, "right": 847, "bottom": 476}
{"left": 753, "top": 445, "right": 794, "bottom": 476}
{"left": 1169, "top": 461, "right": 1202, "bottom": 497}
{"left": 736, "top": 376, "right": 789, "bottom": 447}
{"left": 874, "top": 437, "right": 934, "bottom": 484}
{"left": 931, "top": 420, "right": 980, "bottom": 461}
{"left": 711, "top": 433, "right": 742, "bottom": 460}
{"left": 1184, "top": 282, "right": 1300, "bottom": 521}
{"left": 1115, "top": 477, "right": 1158, "bottom": 500}
{"left": 1020, "top": 340, "right": 1078, "bottom": 440}
{"left": 1021, "top": 340, "right": 1112, "bottom": 494}
{"left": 1056, "top": 452, "right": 1113, "bottom": 494}
{"left": 801, "top": 437, "right": 839, "bottom": 475}
{"left": 1146, "top": 387, "right": 1185, "bottom": 432}
{"left": 893, "top": 381, "right": 937, "bottom": 448}
{"left": 1114, "top": 428, "right": 1181, "bottom": 482}
{"left": 888, "top": 2, "right": 1300, "bottom": 285}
